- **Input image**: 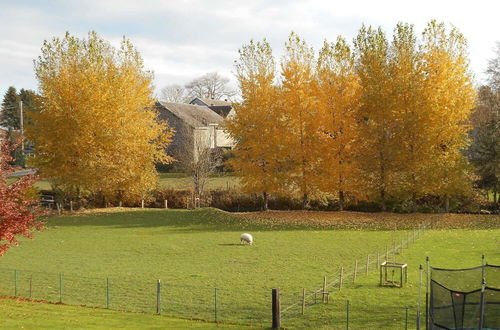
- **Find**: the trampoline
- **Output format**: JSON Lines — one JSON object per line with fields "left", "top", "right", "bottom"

{"left": 428, "top": 263, "right": 500, "bottom": 329}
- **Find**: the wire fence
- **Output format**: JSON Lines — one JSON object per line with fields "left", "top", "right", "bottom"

{"left": 280, "top": 223, "right": 430, "bottom": 326}
{"left": 0, "top": 223, "right": 430, "bottom": 328}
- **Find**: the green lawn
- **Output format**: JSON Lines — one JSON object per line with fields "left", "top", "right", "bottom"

{"left": 0, "top": 297, "right": 241, "bottom": 329}
{"left": 7, "top": 173, "right": 239, "bottom": 192}
{"left": 0, "top": 209, "right": 497, "bottom": 329}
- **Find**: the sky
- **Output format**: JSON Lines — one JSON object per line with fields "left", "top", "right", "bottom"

{"left": 1, "top": 0, "right": 499, "bottom": 99}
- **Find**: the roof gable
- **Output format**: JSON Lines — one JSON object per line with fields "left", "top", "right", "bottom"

{"left": 157, "top": 101, "right": 224, "bottom": 128}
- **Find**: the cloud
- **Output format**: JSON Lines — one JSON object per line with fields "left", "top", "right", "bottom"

{"left": 1, "top": 0, "right": 499, "bottom": 98}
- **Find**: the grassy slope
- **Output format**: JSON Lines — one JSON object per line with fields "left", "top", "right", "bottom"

{"left": 0, "top": 209, "right": 497, "bottom": 328}
{"left": 0, "top": 297, "right": 240, "bottom": 329}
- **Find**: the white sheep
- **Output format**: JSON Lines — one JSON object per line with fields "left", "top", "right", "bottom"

{"left": 240, "top": 233, "right": 253, "bottom": 245}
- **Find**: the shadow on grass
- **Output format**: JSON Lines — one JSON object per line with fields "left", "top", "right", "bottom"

{"left": 218, "top": 243, "right": 247, "bottom": 246}
{"left": 42, "top": 208, "right": 349, "bottom": 232}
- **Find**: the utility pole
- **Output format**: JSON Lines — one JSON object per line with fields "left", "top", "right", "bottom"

{"left": 19, "top": 100, "right": 24, "bottom": 155}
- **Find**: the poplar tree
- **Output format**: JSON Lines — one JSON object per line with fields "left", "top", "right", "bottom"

{"left": 354, "top": 26, "right": 397, "bottom": 211}
{"left": 421, "top": 21, "right": 476, "bottom": 210}
{"left": 316, "top": 37, "right": 362, "bottom": 210}
{"left": 227, "top": 39, "right": 281, "bottom": 210}
{"left": 280, "top": 33, "right": 322, "bottom": 209}
{"left": 29, "top": 31, "right": 173, "bottom": 203}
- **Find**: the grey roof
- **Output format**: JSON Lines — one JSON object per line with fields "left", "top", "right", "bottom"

{"left": 191, "top": 97, "right": 232, "bottom": 107}
{"left": 157, "top": 101, "right": 224, "bottom": 128}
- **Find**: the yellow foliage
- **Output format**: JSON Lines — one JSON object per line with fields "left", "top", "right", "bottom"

{"left": 28, "top": 31, "right": 173, "bottom": 202}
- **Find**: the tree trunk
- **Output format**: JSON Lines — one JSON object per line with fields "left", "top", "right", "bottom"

{"left": 339, "top": 190, "right": 344, "bottom": 211}
{"left": 302, "top": 193, "right": 309, "bottom": 210}
{"left": 380, "top": 189, "right": 387, "bottom": 212}
{"left": 263, "top": 191, "right": 269, "bottom": 211}
{"left": 444, "top": 195, "right": 450, "bottom": 213}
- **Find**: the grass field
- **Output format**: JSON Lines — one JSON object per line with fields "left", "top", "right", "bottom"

{"left": 0, "top": 209, "right": 498, "bottom": 329}
{"left": 0, "top": 297, "right": 241, "bottom": 329}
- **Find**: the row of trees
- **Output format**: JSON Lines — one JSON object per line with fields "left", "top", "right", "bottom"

{"left": 227, "top": 21, "right": 476, "bottom": 211}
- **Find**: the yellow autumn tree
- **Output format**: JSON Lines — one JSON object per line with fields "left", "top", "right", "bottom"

{"left": 280, "top": 32, "right": 322, "bottom": 209}
{"left": 354, "top": 26, "right": 401, "bottom": 211}
{"left": 421, "top": 21, "right": 476, "bottom": 210}
{"left": 387, "top": 23, "right": 432, "bottom": 203}
{"left": 316, "top": 37, "right": 362, "bottom": 210}
{"left": 226, "top": 39, "right": 283, "bottom": 210}
{"left": 29, "top": 31, "right": 173, "bottom": 204}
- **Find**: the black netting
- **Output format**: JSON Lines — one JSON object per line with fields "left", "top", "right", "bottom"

{"left": 429, "top": 264, "right": 500, "bottom": 330}
{"left": 483, "top": 287, "right": 500, "bottom": 329}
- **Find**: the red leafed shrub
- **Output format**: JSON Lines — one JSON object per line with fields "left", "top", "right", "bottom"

{"left": 0, "top": 139, "right": 44, "bottom": 256}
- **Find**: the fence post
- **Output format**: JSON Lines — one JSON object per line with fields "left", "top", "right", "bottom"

{"left": 353, "top": 261, "right": 358, "bottom": 283}
{"left": 14, "top": 270, "right": 18, "bottom": 297}
{"left": 59, "top": 273, "right": 63, "bottom": 303}
{"left": 339, "top": 266, "right": 344, "bottom": 290}
{"left": 70, "top": 200, "right": 73, "bottom": 212}
{"left": 164, "top": 200, "right": 168, "bottom": 209}
{"left": 322, "top": 276, "right": 327, "bottom": 303}
{"left": 405, "top": 307, "right": 408, "bottom": 330}
{"left": 29, "top": 275, "right": 32, "bottom": 299}
{"left": 214, "top": 287, "right": 218, "bottom": 323}
{"left": 106, "top": 278, "right": 110, "bottom": 309}
{"left": 346, "top": 300, "right": 350, "bottom": 330}
{"left": 426, "top": 256, "right": 430, "bottom": 329}
{"left": 417, "top": 265, "right": 422, "bottom": 329}
{"left": 301, "top": 288, "right": 306, "bottom": 315}
{"left": 272, "top": 288, "right": 281, "bottom": 329}
{"left": 156, "top": 279, "right": 161, "bottom": 314}
{"left": 141, "top": 199, "right": 145, "bottom": 209}
{"left": 366, "top": 255, "right": 369, "bottom": 275}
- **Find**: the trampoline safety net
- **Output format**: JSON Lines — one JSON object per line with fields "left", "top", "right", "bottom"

{"left": 430, "top": 264, "right": 500, "bottom": 330}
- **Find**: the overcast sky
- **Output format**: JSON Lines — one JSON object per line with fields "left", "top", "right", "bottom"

{"left": 1, "top": 0, "right": 499, "bottom": 99}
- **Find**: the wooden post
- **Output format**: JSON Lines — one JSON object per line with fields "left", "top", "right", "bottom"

{"left": 301, "top": 288, "right": 306, "bottom": 315}
{"left": 272, "top": 288, "right": 281, "bottom": 329}
{"left": 141, "top": 199, "right": 144, "bottom": 209}
{"left": 156, "top": 280, "right": 161, "bottom": 314}
{"left": 119, "top": 201, "right": 122, "bottom": 207}
{"left": 366, "top": 255, "right": 369, "bottom": 275}
{"left": 70, "top": 201, "right": 73, "bottom": 212}
{"left": 339, "top": 266, "right": 344, "bottom": 290}
{"left": 353, "top": 260, "right": 358, "bottom": 283}
{"left": 164, "top": 200, "right": 168, "bottom": 209}
{"left": 322, "top": 276, "right": 327, "bottom": 303}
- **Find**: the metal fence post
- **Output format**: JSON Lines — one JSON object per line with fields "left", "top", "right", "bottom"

{"left": 346, "top": 300, "right": 350, "bottom": 330}
{"left": 14, "top": 270, "right": 18, "bottom": 297}
{"left": 272, "top": 288, "right": 281, "bottom": 329}
{"left": 156, "top": 279, "right": 161, "bottom": 314}
{"left": 301, "top": 288, "right": 306, "bottom": 315}
{"left": 106, "top": 278, "right": 110, "bottom": 309}
{"left": 405, "top": 307, "right": 408, "bottom": 330}
{"left": 29, "top": 275, "right": 32, "bottom": 299}
{"left": 59, "top": 273, "right": 63, "bottom": 303}
{"left": 353, "top": 261, "right": 358, "bottom": 283}
{"left": 214, "top": 287, "right": 218, "bottom": 323}
{"left": 339, "top": 266, "right": 344, "bottom": 290}
{"left": 417, "top": 265, "right": 422, "bottom": 329}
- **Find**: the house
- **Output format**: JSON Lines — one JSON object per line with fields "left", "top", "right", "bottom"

{"left": 155, "top": 101, "right": 234, "bottom": 164}
{"left": 189, "top": 97, "right": 235, "bottom": 119}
